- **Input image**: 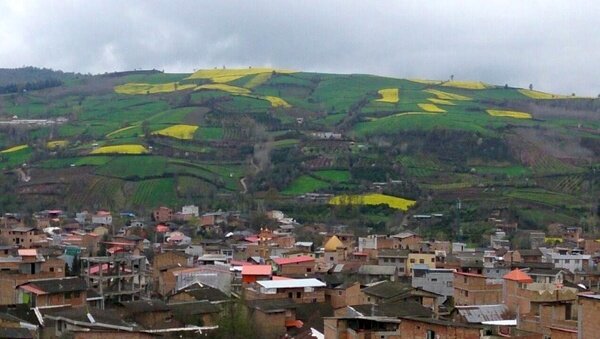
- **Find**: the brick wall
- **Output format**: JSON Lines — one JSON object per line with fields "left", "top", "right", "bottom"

{"left": 579, "top": 296, "right": 600, "bottom": 339}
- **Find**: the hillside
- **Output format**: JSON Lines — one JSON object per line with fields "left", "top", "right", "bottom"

{"left": 0, "top": 67, "right": 597, "bottom": 237}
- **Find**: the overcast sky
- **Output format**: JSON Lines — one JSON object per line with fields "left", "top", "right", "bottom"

{"left": 1, "top": 1, "right": 599, "bottom": 95}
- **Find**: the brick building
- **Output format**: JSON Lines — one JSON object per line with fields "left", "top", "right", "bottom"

{"left": 17, "top": 277, "right": 87, "bottom": 307}
{"left": 453, "top": 271, "right": 502, "bottom": 305}
{"left": 153, "top": 206, "right": 174, "bottom": 223}
{"left": 244, "top": 278, "right": 326, "bottom": 303}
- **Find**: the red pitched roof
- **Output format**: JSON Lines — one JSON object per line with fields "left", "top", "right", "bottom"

{"left": 273, "top": 256, "right": 315, "bottom": 265}
{"left": 18, "top": 249, "right": 37, "bottom": 257}
{"left": 503, "top": 269, "right": 533, "bottom": 283}
{"left": 241, "top": 265, "right": 272, "bottom": 276}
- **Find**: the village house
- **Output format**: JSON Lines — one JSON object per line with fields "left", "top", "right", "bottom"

{"left": 272, "top": 256, "right": 315, "bottom": 276}
{"left": 412, "top": 264, "right": 455, "bottom": 303}
{"left": 91, "top": 210, "right": 112, "bottom": 225}
{"left": 324, "top": 281, "right": 363, "bottom": 309}
{"left": 503, "top": 269, "right": 578, "bottom": 337}
{"left": 391, "top": 231, "right": 423, "bottom": 251}
{"left": 0, "top": 249, "right": 65, "bottom": 305}
{"left": 545, "top": 248, "right": 591, "bottom": 272}
{"left": 357, "top": 265, "right": 398, "bottom": 283}
{"left": 16, "top": 276, "right": 87, "bottom": 307}
{"left": 578, "top": 294, "right": 600, "bottom": 339}
{"left": 244, "top": 278, "right": 326, "bottom": 303}
{"left": 241, "top": 265, "right": 272, "bottom": 284}
{"left": 0, "top": 226, "right": 46, "bottom": 249}
{"left": 453, "top": 271, "right": 503, "bottom": 306}
{"left": 322, "top": 235, "right": 348, "bottom": 263}
{"left": 510, "top": 248, "right": 544, "bottom": 264}
{"left": 377, "top": 249, "right": 409, "bottom": 276}
{"left": 407, "top": 252, "right": 436, "bottom": 274}
{"left": 119, "top": 299, "right": 179, "bottom": 329}
{"left": 153, "top": 206, "right": 174, "bottom": 223}
{"left": 246, "top": 299, "right": 298, "bottom": 339}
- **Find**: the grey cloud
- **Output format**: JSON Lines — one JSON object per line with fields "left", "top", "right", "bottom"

{"left": 0, "top": 1, "right": 599, "bottom": 95}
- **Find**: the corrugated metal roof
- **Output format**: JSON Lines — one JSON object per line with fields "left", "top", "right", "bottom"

{"left": 456, "top": 304, "right": 508, "bottom": 323}
{"left": 258, "top": 278, "right": 325, "bottom": 289}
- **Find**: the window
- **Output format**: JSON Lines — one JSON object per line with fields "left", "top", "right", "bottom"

{"left": 307, "top": 268, "right": 312, "bottom": 273}
{"left": 338, "top": 291, "right": 343, "bottom": 296}
{"left": 465, "top": 291, "right": 469, "bottom": 297}
{"left": 426, "top": 330, "right": 436, "bottom": 339}
{"left": 50, "top": 267, "right": 54, "bottom": 272}
{"left": 384, "top": 258, "right": 389, "bottom": 263}
{"left": 565, "top": 259, "right": 570, "bottom": 264}
{"left": 464, "top": 277, "right": 467, "bottom": 284}
{"left": 65, "top": 292, "right": 72, "bottom": 299}
{"left": 296, "top": 292, "right": 301, "bottom": 298}
{"left": 410, "top": 259, "right": 415, "bottom": 263}
{"left": 288, "top": 292, "right": 293, "bottom": 298}
{"left": 419, "top": 259, "right": 425, "bottom": 264}
{"left": 330, "top": 257, "right": 334, "bottom": 261}
{"left": 554, "top": 259, "right": 559, "bottom": 264}
{"left": 446, "top": 281, "right": 453, "bottom": 287}
{"left": 74, "top": 291, "right": 80, "bottom": 298}
{"left": 431, "top": 278, "right": 437, "bottom": 282}
{"left": 398, "top": 259, "right": 404, "bottom": 263}
{"left": 431, "top": 258, "right": 435, "bottom": 263}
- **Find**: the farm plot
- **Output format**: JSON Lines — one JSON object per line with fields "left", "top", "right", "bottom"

{"left": 90, "top": 144, "right": 148, "bottom": 155}
{"left": 282, "top": 175, "right": 330, "bottom": 195}
{"left": 375, "top": 88, "right": 399, "bottom": 103}
{"left": 186, "top": 68, "right": 295, "bottom": 83}
{"left": 329, "top": 193, "right": 416, "bottom": 211}
{"left": 152, "top": 124, "right": 199, "bottom": 140}
{"left": 131, "top": 178, "right": 178, "bottom": 207}
{"left": 486, "top": 110, "right": 532, "bottom": 119}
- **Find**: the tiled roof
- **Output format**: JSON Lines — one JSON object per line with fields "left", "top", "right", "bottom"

{"left": 324, "top": 236, "right": 344, "bottom": 251}
{"left": 273, "top": 256, "right": 315, "bottom": 265}
{"left": 503, "top": 269, "right": 533, "bottom": 283}
{"left": 121, "top": 299, "right": 170, "bottom": 314}
{"left": 18, "top": 277, "right": 86, "bottom": 294}
{"left": 241, "top": 265, "right": 272, "bottom": 276}
{"left": 362, "top": 281, "right": 413, "bottom": 299}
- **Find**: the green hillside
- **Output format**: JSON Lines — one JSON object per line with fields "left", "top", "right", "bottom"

{"left": 0, "top": 67, "right": 597, "bottom": 234}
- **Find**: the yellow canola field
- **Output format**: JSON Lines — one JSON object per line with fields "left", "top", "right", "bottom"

{"left": 47, "top": 140, "right": 68, "bottom": 149}
{"left": 486, "top": 109, "right": 532, "bottom": 119}
{"left": 427, "top": 98, "right": 455, "bottom": 105}
{"left": 329, "top": 193, "right": 416, "bottom": 211}
{"left": 90, "top": 144, "right": 148, "bottom": 155}
{"left": 261, "top": 96, "right": 291, "bottom": 108}
{"left": 245, "top": 73, "right": 272, "bottom": 88}
{"left": 0, "top": 145, "right": 28, "bottom": 153}
{"left": 424, "top": 89, "right": 471, "bottom": 101}
{"left": 375, "top": 88, "right": 399, "bottom": 103}
{"left": 153, "top": 124, "right": 199, "bottom": 140}
{"left": 196, "top": 83, "right": 251, "bottom": 95}
{"left": 442, "top": 81, "right": 488, "bottom": 90}
{"left": 187, "top": 68, "right": 295, "bottom": 83}
{"left": 418, "top": 103, "right": 446, "bottom": 113}
{"left": 518, "top": 89, "right": 571, "bottom": 99}
{"left": 115, "top": 82, "right": 195, "bottom": 95}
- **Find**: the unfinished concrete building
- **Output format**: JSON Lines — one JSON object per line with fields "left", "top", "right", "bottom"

{"left": 81, "top": 254, "right": 148, "bottom": 308}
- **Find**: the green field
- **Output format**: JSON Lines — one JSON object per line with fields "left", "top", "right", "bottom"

{"left": 282, "top": 175, "right": 330, "bottom": 195}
